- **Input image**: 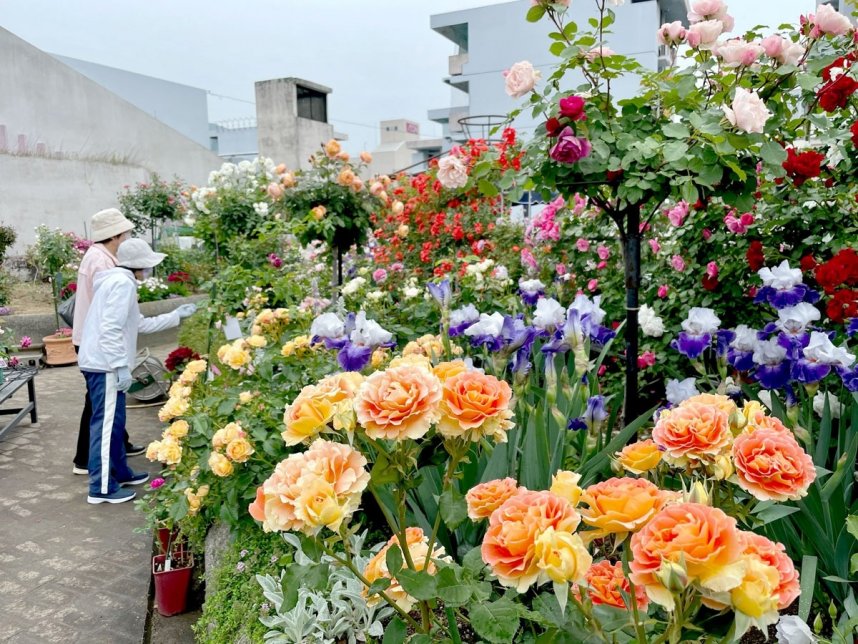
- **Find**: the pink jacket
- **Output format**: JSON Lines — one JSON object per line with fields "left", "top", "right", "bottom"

{"left": 72, "top": 244, "right": 118, "bottom": 345}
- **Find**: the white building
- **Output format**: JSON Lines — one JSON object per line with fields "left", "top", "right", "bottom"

{"left": 368, "top": 119, "right": 443, "bottom": 176}
{"left": 429, "top": 0, "right": 689, "bottom": 149}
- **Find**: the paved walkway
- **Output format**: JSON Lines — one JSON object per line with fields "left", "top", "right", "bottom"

{"left": 0, "top": 355, "right": 169, "bottom": 643}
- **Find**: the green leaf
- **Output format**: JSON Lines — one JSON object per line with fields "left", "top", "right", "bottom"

{"left": 396, "top": 567, "right": 438, "bottom": 601}
{"left": 302, "top": 563, "right": 330, "bottom": 592}
{"left": 470, "top": 597, "right": 521, "bottom": 643}
{"left": 680, "top": 180, "right": 699, "bottom": 204}
{"left": 662, "top": 122, "right": 690, "bottom": 138}
{"left": 440, "top": 487, "right": 468, "bottom": 531}
{"left": 409, "top": 636, "right": 434, "bottom": 644}
{"left": 696, "top": 163, "right": 723, "bottom": 187}
{"left": 462, "top": 547, "right": 486, "bottom": 576}
{"left": 851, "top": 553, "right": 858, "bottom": 575}
{"left": 549, "top": 41, "right": 565, "bottom": 57}
{"left": 526, "top": 4, "right": 546, "bottom": 22}
{"left": 386, "top": 544, "right": 404, "bottom": 576}
{"left": 436, "top": 566, "right": 472, "bottom": 607}
{"left": 367, "top": 577, "right": 391, "bottom": 596}
{"left": 478, "top": 179, "right": 500, "bottom": 197}
{"left": 799, "top": 555, "right": 817, "bottom": 622}
{"left": 663, "top": 141, "right": 688, "bottom": 162}
{"left": 371, "top": 451, "right": 399, "bottom": 485}
{"left": 383, "top": 617, "right": 407, "bottom": 644}
{"left": 754, "top": 504, "right": 800, "bottom": 525}
{"left": 216, "top": 396, "right": 237, "bottom": 416}
{"left": 847, "top": 516, "right": 858, "bottom": 540}
{"left": 760, "top": 140, "right": 787, "bottom": 166}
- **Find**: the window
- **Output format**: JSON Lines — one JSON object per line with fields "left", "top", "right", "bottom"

{"left": 296, "top": 85, "right": 327, "bottom": 123}
{"left": 209, "top": 136, "right": 219, "bottom": 153}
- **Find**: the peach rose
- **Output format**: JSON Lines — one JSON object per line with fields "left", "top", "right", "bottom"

{"left": 579, "top": 477, "right": 668, "bottom": 538}
{"left": 315, "top": 372, "right": 364, "bottom": 403}
{"left": 581, "top": 560, "right": 648, "bottom": 610}
{"left": 504, "top": 60, "right": 541, "bottom": 98}
{"left": 185, "top": 359, "right": 207, "bottom": 374}
{"left": 282, "top": 385, "right": 336, "bottom": 446}
{"left": 166, "top": 420, "right": 189, "bottom": 439}
{"left": 304, "top": 438, "right": 370, "bottom": 508}
{"left": 533, "top": 527, "right": 591, "bottom": 584}
{"left": 360, "top": 151, "right": 373, "bottom": 164}
{"left": 436, "top": 155, "right": 469, "bottom": 190}
{"left": 225, "top": 437, "right": 254, "bottom": 463}
{"left": 337, "top": 168, "right": 355, "bottom": 187}
{"left": 481, "top": 490, "right": 581, "bottom": 592}
{"left": 615, "top": 439, "right": 662, "bottom": 474}
{"left": 208, "top": 451, "right": 234, "bottom": 477}
{"left": 248, "top": 456, "right": 307, "bottom": 532}
{"left": 324, "top": 139, "right": 341, "bottom": 157}
{"left": 550, "top": 470, "right": 582, "bottom": 507}
{"left": 732, "top": 428, "right": 815, "bottom": 501}
{"left": 294, "top": 478, "right": 346, "bottom": 532}
{"left": 355, "top": 366, "right": 442, "bottom": 440}
{"left": 212, "top": 422, "right": 244, "bottom": 449}
{"left": 652, "top": 401, "right": 732, "bottom": 466}
{"left": 629, "top": 502, "right": 746, "bottom": 609}
{"left": 158, "top": 395, "right": 189, "bottom": 422}
{"left": 740, "top": 531, "right": 799, "bottom": 610}
{"left": 363, "top": 527, "right": 447, "bottom": 612}
{"left": 466, "top": 478, "right": 523, "bottom": 520}
{"left": 433, "top": 360, "right": 468, "bottom": 382}
{"left": 158, "top": 438, "right": 182, "bottom": 465}
{"left": 437, "top": 371, "right": 514, "bottom": 443}
{"left": 746, "top": 413, "right": 790, "bottom": 434}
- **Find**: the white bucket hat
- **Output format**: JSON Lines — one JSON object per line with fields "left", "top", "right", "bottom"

{"left": 91, "top": 208, "right": 134, "bottom": 242}
{"left": 117, "top": 238, "right": 167, "bottom": 269}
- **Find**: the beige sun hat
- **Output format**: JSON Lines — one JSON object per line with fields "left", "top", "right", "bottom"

{"left": 91, "top": 208, "right": 134, "bottom": 242}
{"left": 117, "top": 238, "right": 166, "bottom": 269}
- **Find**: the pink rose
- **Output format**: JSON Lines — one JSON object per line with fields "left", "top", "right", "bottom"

{"left": 597, "top": 245, "right": 610, "bottom": 260}
{"left": 267, "top": 182, "right": 284, "bottom": 199}
{"left": 556, "top": 263, "right": 567, "bottom": 276}
{"left": 722, "top": 88, "right": 771, "bottom": 134}
{"left": 437, "top": 155, "right": 469, "bottom": 189}
{"left": 637, "top": 351, "right": 657, "bottom": 369}
{"left": 572, "top": 193, "right": 588, "bottom": 215}
{"left": 706, "top": 261, "right": 719, "bottom": 278}
{"left": 372, "top": 268, "right": 388, "bottom": 284}
{"left": 559, "top": 95, "right": 587, "bottom": 121}
{"left": 812, "top": 4, "right": 853, "bottom": 37}
{"left": 760, "top": 35, "right": 804, "bottom": 66}
{"left": 716, "top": 39, "right": 764, "bottom": 67}
{"left": 657, "top": 21, "right": 687, "bottom": 46}
{"left": 688, "top": 0, "right": 733, "bottom": 30}
{"left": 504, "top": 61, "right": 541, "bottom": 99}
{"left": 666, "top": 201, "right": 689, "bottom": 227}
{"left": 549, "top": 127, "right": 591, "bottom": 164}
{"left": 598, "top": 365, "right": 607, "bottom": 377}
{"left": 587, "top": 279, "right": 599, "bottom": 292}
{"left": 576, "top": 238, "right": 590, "bottom": 252}
{"left": 648, "top": 238, "right": 661, "bottom": 254}
{"left": 658, "top": 285, "right": 670, "bottom": 298}
{"left": 597, "top": 261, "right": 608, "bottom": 270}
{"left": 724, "top": 211, "right": 754, "bottom": 233}
{"left": 670, "top": 255, "right": 686, "bottom": 272}
{"left": 585, "top": 46, "right": 617, "bottom": 61}
{"left": 702, "top": 228, "right": 712, "bottom": 240}
{"left": 521, "top": 248, "right": 538, "bottom": 270}
{"left": 686, "top": 20, "right": 724, "bottom": 49}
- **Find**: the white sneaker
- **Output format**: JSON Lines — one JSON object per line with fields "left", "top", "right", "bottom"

{"left": 73, "top": 466, "right": 88, "bottom": 475}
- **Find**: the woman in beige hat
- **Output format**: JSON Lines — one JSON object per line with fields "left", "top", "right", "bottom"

{"left": 71, "top": 208, "right": 143, "bottom": 474}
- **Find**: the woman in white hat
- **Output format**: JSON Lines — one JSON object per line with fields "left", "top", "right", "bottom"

{"left": 72, "top": 208, "right": 142, "bottom": 475}
{"left": 78, "top": 238, "right": 196, "bottom": 504}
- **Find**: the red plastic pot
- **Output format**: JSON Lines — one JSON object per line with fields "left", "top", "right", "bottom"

{"left": 152, "top": 553, "right": 193, "bottom": 616}
{"left": 156, "top": 527, "right": 184, "bottom": 556}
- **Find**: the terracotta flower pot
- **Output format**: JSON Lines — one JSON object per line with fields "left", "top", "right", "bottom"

{"left": 42, "top": 333, "right": 77, "bottom": 366}
{"left": 152, "top": 553, "right": 193, "bottom": 616}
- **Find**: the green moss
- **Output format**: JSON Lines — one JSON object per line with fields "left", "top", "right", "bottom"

{"left": 193, "top": 524, "right": 291, "bottom": 643}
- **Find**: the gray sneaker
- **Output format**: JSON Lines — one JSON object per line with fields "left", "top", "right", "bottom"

{"left": 87, "top": 488, "right": 136, "bottom": 504}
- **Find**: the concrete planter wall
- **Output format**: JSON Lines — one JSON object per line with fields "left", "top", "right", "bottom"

{"left": 2, "top": 294, "right": 206, "bottom": 351}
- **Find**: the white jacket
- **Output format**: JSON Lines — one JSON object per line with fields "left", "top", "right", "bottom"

{"left": 78, "top": 268, "right": 180, "bottom": 372}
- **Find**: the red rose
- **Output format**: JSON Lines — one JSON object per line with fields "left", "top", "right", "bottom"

{"left": 545, "top": 118, "right": 564, "bottom": 137}
{"left": 558, "top": 95, "right": 587, "bottom": 121}
{"left": 821, "top": 54, "right": 857, "bottom": 83}
{"left": 747, "top": 240, "right": 765, "bottom": 272}
{"left": 702, "top": 274, "right": 719, "bottom": 291}
{"left": 800, "top": 254, "right": 817, "bottom": 272}
{"left": 826, "top": 289, "right": 858, "bottom": 324}
{"left": 851, "top": 121, "right": 858, "bottom": 147}
{"left": 818, "top": 75, "right": 858, "bottom": 112}
{"left": 606, "top": 169, "right": 624, "bottom": 183}
{"left": 782, "top": 147, "right": 825, "bottom": 186}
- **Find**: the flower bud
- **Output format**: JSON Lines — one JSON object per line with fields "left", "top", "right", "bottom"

{"left": 655, "top": 560, "right": 689, "bottom": 593}
{"left": 685, "top": 481, "right": 710, "bottom": 506}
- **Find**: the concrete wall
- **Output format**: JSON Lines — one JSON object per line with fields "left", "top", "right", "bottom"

{"left": 53, "top": 55, "right": 211, "bottom": 148}
{"left": 209, "top": 123, "right": 259, "bottom": 162}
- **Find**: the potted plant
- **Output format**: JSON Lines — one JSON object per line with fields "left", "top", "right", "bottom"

{"left": 152, "top": 549, "right": 194, "bottom": 616}
{"left": 27, "top": 225, "right": 80, "bottom": 365}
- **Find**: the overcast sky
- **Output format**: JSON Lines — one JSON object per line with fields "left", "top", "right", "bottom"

{"left": 3, "top": 0, "right": 814, "bottom": 152}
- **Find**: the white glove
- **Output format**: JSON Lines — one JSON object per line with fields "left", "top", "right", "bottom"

{"left": 175, "top": 304, "right": 197, "bottom": 319}
{"left": 116, "top": 366, "right": 132, "bottom": 392}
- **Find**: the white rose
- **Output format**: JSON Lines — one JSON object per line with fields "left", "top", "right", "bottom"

{"left": 503, "top": 60, "right": 541, "bottom": 99}
{"left": 342, "top": 276, "right": 366, "bottom": 296}
{"left": 666, "top": 377, "right": 698, "bottom": 405}
{"left": 776, "top": 616, "right": 816, "bottom": 644}
{"left": 366, "top": 290, "right": 386, "bottom": 302}
{"left": 350, "top": 311, "right": 393, "bottom": 346}
{"left": 493, "top": 265, "right": 509, "bottom": 280}
{"left": 813, "top": 392, "right": 843, "bottom": 419}
{"left": 533, "top": 298, "right": 566, "bottom": 331}
{"left": 681, "top": 307, "right": 721, "bottom": 335}
{"left": 722, "top": 88, "right": 771, "bottom": 134}
{"left": 639, "top": 304, "right": 665, "bottom": 338}
{"left": 403, "top": 286, "right": 421, "bottom": 300}
{"left": 437, "top": 155, "right": 469, "bottom": 190}
{"left": 310, "top": 312, "right": 344, "bottom": 339}
{"left": 813, "top": 3, "right": 853, "bottom": 36}
{"left": 759, "top": 260, "right": 803, "bottom": 289}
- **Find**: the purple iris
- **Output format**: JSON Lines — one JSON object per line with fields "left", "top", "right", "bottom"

{"left": 754, "top": 284, "right": 820, "bottom": 309}
{"left": 518, "top": 279, "right": 546, "bottom": 307}
{"left": 567, "top": 417, "right": 587, "bottom": 431}
{"left": 584, "top": 395, "right": 609, "bottom": 430}
{"left": 848, "top": 318, "right": 858, "bottom": 338}
{"left": 715, "top": 330, "right": 735, "bottom": 358}
{"left": 755, "top": 362, "right": 792, "bottom": 389}
{"left": 427, "top": 279, "right": 452, "bottom": 309}
{"left": 727, "top": 349, "right": 755, "bottom": 372}
{"left": 838, "top": 366, "right": 858, "bottom": 392}
{"left": 590, "top": 325, "right": 616, "bottom": 347}
{"left": 672, "top": 332, "right": 713, "bottom": 359}
{"left": 337, "top": 344, "right": 373, "bottom": 371}
{"left": 449, "top": 305, "right": 480, "bottom": 337}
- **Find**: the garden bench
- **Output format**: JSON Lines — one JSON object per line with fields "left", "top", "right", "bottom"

{"left": 0, "top": 366, "right": 38, "bottom": 440}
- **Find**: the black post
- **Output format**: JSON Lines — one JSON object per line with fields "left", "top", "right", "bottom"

{"left": 623, "top": 204, "right": 641, "bottom": 421}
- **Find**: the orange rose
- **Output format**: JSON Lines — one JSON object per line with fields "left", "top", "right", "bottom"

{"left": 337, "top": 167, "right": 356, "bottom": 186}
{"left": 629, "top": 502, "right": 745, "bottom": 609}
{"left": 581, "top": 560, "right": 648, "bottom": 610}
{"left": 355, "top": 366, "right": 442, "bottom": 440}
{"left": 433, "top": 360, "right": 468, "bottom": 382}
{"left": 579, "top": 477, "right": 668, "bottom": 538}
{"left": 739, "top": 531, "right": 799, "bottom": 610}
{"left": 732, "top": 428, "right": 815, "bottom": 501}
{"left": 615, "top": 439, "right": 662, "bottom": 474}
{"left": 681, "top": 393, "right": 738, "bottom": 418}
{"left": 315, "top": 372, "right": 364, "bottom": 403}
{"left": 746, "top": 414, "right": 790, "bottom": 434}
{"left": 466, "top": 478, "right": 523, "bottom": 520}
{"left": 481, "top": 490, "right": 581, "bottom": 592}
{"left": 652, "top": 402, "right": 732, "bottom": 467}
{"left": 324, "top": 139, "right": 341, "bottom": 157}
{"left": 437, "top": 371, "right": 514, "bottom": 443}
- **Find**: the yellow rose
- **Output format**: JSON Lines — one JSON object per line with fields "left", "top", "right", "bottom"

{"left": 550, "top": 470, "right": 582, "bottom": 507}
{"left": 212, "top": 422, "right": 244, "bottom": 449}
{"left": 239, "top": 391, "right": 255, "bottom": 404}
{"left": 171, "top": 379, "right": 194, "bottom": 396}
{"left": 247, "top": 335, "right": 267, "bottom": 348}
{"left": 730, "top": 556, "right": 780, "bottom": 619}
{"left": 226, "top": 437, "right": 254, "bottom": 463}
{"left": 146, "top": 440, "right": 162, "bottom": 461}
{"left": 282, "top": 387, "right": 335, "bottom": 446}
{"left": 158, "top": 438, "right": 183, "bottom": 466}
{"left": 275, "top": 308, "right": 290, "bottom": 320}
{"left": 615, "top": 439, "right": 662, "bottom": 475}
{"left": 311, "top": 205, "right": 327, "bottom": 221}
{"left": 433, "top": 360, "right": 467, "bottom": 382}
{"left": 158, "top": 396, "right": 189, "bottom": 422}
{"left": 387, "top": 354, "right": 432, "bottom": 370}
{"left": 533, "top": 527, "right": 592, "bottom": 584}
{"left": 397, "top": 224, "right": 409, "bottom": 237}
{"left": 185, "top": 359, "right": 207, "bottom": 374}
{"left": 371, "top": 348, "right": 389, "bottom": 368}
{"left": 167, "top": 420, "right": 190, "bottom": 439}
{"left": 209, "top": 451, "right": 234, "bottom": 477}
{"left": 294, "top": 477, "right": 345, "bottom": 533}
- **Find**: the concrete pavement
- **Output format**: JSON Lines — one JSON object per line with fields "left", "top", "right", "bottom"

{"left": 0, "top": 354, "right": 171, "bottom": 643}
